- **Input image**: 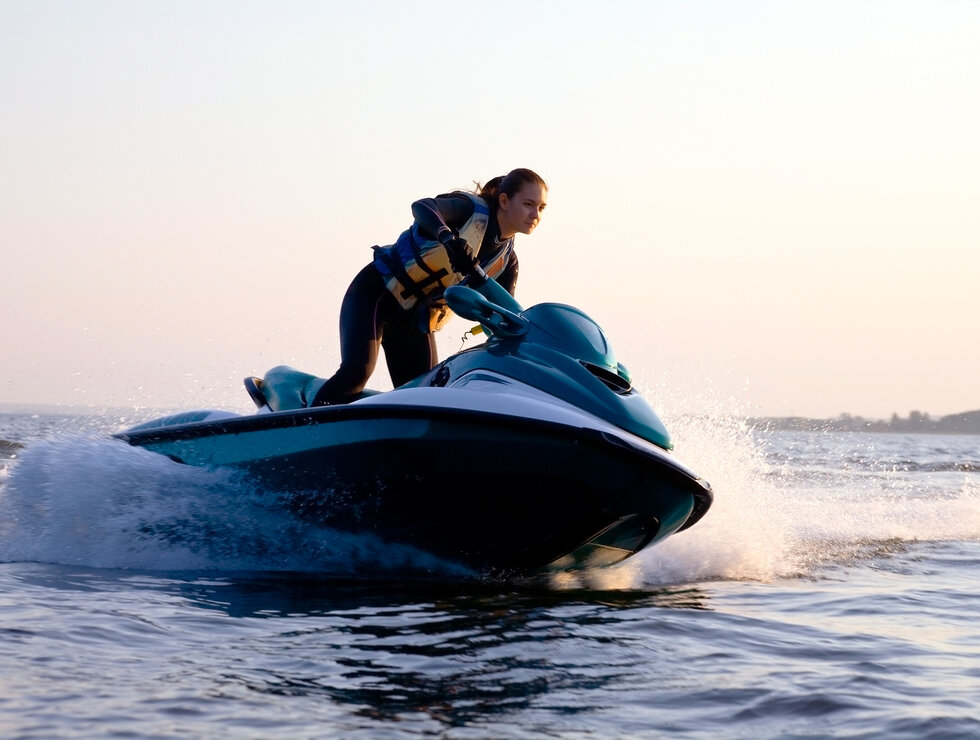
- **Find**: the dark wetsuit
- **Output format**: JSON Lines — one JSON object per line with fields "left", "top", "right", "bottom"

{"left": 311, "top": 193, "right": 519, "bottom": 405}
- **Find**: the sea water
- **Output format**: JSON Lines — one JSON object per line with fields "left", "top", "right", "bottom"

{"left": 1, "top": 410, "right": 978, "bottom": 739}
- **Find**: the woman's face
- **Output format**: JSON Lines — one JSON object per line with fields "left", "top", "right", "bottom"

{"left": 497, "top": 182, "right": 547, "bottom": 238}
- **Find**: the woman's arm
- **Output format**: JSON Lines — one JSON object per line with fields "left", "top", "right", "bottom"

{"left": 410, "top": 194, "right": 476, "bottom": 241}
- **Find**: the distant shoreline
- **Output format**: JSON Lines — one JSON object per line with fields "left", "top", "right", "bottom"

{"left": 748, "top": 409, "right": 980, "bottom": 435}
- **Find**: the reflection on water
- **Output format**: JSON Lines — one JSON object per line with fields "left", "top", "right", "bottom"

{"left": 171, "top": 573, "right": 713, "bottom": 618}
{"left": 32, "top": 570, "right": 711, "bottom": 729}
{"left": 5, "top": 543, "right": 979, "bottom": 738}
{"left": 198, "top": 577, "right": 710, "bottom": 727}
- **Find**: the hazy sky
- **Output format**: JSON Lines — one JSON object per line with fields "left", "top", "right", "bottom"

{"left": 2, "top": 1, "right": 978, "bottom": 419}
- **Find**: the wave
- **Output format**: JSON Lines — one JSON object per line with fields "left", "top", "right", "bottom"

{"left": 626, "top": 417, "right": 980, "bottom": 588}
{"left": 763, "top": 451, "right": 980, "bottom": 475}
{"left": 0, "top": 435, "right": 471, "bottom": 577}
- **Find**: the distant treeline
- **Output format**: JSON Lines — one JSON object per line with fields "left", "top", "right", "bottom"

{"left": 749, "top": 409, "right": 980, "bottom": 434}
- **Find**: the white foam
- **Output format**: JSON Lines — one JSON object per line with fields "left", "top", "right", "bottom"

{"left": 0, "top": 434, "right": 469, "bottom": 575}
{"left": 618, "top": 392, "right": 980, "bottom": 587}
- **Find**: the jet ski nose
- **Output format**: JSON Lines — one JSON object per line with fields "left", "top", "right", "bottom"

{"left": 545, "top": 514, "right": 660, "bottom": 571}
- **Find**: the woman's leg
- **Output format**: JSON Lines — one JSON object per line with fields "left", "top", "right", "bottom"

{"left": 381, "top": 316, "right": 438, "bottom": 388}
{"left": 310, "top": 264, "right": 386, "bottom": 405}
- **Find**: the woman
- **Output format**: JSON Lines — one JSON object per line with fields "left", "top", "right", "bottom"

{"left": 308, "top": 167, "right": 548, "bottom": 406}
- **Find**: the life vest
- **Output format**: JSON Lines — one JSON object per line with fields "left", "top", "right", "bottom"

{"left": 372, "top": 193, "right": 513, "bottom": 313}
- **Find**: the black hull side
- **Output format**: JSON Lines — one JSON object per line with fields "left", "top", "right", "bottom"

{"left": 235, "top": 419, "right": 708, "bottom": 574}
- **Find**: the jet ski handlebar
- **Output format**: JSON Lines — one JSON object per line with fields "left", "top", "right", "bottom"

{"left": 444, "top": 283, "right": 528, "bottom": 339}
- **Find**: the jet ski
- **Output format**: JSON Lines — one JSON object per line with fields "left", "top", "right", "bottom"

{"left": 117, "top": 273, "right": 712, "bottom": 575}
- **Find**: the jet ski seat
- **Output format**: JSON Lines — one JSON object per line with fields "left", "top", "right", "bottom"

{"left": 244, "top": 365, "right": 327, "bottom": 412}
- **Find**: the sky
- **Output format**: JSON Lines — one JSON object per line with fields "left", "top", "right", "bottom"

{"left": 2, "top": 0, "right": 978, "bottom": 420}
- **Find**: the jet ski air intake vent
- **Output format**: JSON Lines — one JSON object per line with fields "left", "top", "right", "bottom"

{"left": 580, "top": 361, "right": 632, "bottom": 394}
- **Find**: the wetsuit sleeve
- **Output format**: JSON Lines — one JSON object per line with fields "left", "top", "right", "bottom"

{"left": 496, "top": 251, "right": 519, "bottom": 296}
{"left": 411, "top": 194, "right": 476, "bottom": 241}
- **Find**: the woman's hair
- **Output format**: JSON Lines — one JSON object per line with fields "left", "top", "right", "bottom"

{"left": 476, "top": 168, "right": 547, "bottom": 212}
